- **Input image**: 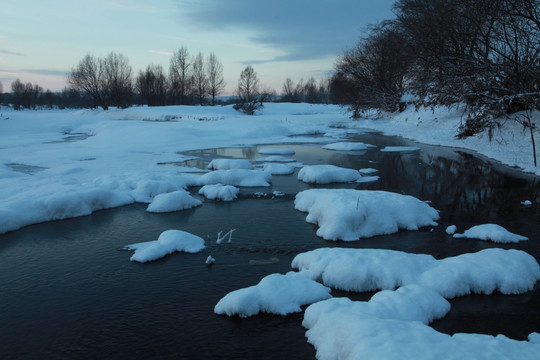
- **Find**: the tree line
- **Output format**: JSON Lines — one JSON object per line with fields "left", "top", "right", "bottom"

{"left": 332, "top": 0, "right": 539, "bottom": 136}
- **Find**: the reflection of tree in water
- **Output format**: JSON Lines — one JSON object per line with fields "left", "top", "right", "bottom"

{"left": 329, "top": 149, "right": 540, "bottom": 221}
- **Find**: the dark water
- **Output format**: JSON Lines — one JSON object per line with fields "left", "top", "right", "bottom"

{"left": 1, "top": 132, "right": 539, "bottom": 359}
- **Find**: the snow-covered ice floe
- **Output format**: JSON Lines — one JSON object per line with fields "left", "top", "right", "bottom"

{"left": 199, "top": 169, "right": 271, "bottom": 187}
{"left": 258, "top": 147, "right": 295, "bottom": 155}
{"left": 296, "top": 247, "right": 540, "bottom": 359}
{"left": 214, "top": 271, "right": 331, "bottom": 317}
{"left": 381, "top": 146, "right": 420, "bottom": 152}
{"left": 356, "top": 175, "right": 379, "bottom": 183}
{"left": 146, "top": 189, "right": 202, "bottom": 213}
{"left": 322, "top": 142, "right": 375, "bottom": 151}
{"left": 294, "top": 189, "right": 439, "bottom": 240}
{"left": 298, "top": 165, "right": 361, "bottom": 184}
{"left": 208, "top": 158, "right": 253, "bottom": 170}
{"left": 453, "top": 223, "right": 528, "bottom": 243}
{"left": 198, "top": 184, "right": 239, "bottom": 201}
{"left": 255, "top": 155, "right": 296, "bottom": 163}
{"left": 359, "top": 167, "right": 378, "bottom": 175}
{"left": 262, "top": 163, "right": 296, "bottom": 175}
{"left": 124, "top": 229, "right": 205, "bottom": 263}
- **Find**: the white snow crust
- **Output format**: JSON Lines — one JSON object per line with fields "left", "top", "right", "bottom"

{"left": 294, "top": 189, "right": 439, "bottom": 240}
{"left": 198, "top": 184, "right": 239, "bottom": 201}
{"left": 214, "top": 271, "right": 331, "bottom": 317}
{"left": 124, "top": 229, "right": 205, "bottom": 263}
{"left": 297, "top": 165, "right": 360, "bottom": 184}
{"left": 146, "top": 189, "right": 202, "bottom": 213}
{"left": 322, "top": 142, "right": 374, "bottom": 151}
{"left": 255, "top": 155, "right": 296, "bottom": 162}
{"left": 208, "top": 158, "right": 253, "bottom": 170}
{"left": 199, "top": 169, "right": 272, "bottom": 187}
{"left": 453, "top": 223, "right": 528, "bottom": 243}
{"left": 262, "top": 163, "right": 296, "bottom": 175}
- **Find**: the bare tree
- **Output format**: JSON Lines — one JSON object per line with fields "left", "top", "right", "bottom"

{"left": 169, "top": 46, "right": 192, "bottom": 105}
{"left": 68, "top": 53, "right": 108, "bottom": 109}
{"left": 281, "top": 78, "right": 298, "bottom": 102}
{"left": 206, "top": 52, "right": 225, "bottom": 105}
{"left": 0, "top": 81, "right": 3, "bottom": 104}
{"left": 136, "top": 64, "right": 168, "bottom": 106}
{"left": 192, "top": 52, "right": 208, "bottom": 105}
{"left": 102, "top": 52, "right": 132, "bottom": 108}
{"left": 234, "top": 65, "right": 262, "bottom": 114}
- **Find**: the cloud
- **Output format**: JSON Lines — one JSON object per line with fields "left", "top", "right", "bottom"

{"left": 148, "top": 50, "right": 174, "bottom": 56}
{"left": 176, "top": 0, "right": 395, "bottom": 63}
{"left": 0, "top": 49, "right": 25, "bottom": 56}
{"left": 0, "top": 68, "right": 68, "bottom": 76}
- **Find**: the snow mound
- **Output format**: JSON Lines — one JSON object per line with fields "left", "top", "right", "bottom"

{"left": 357, "top": 175, "right": 379, "bottom": 183}
{"left": 199, "top": 169, "right": 271, "bottom": 187}
{"left": 198, "top": 184, "right": 239, "bottom": 201}
{"left": 258, "top": 147, "right": 295, "bottom": 155}
{"left": 292, "top": 247, "right": 540, "bottom": 297}
{"left": 256, "top": 155, "right": 296, "bottom": 163}
{"left": 146, "top": 189, "right": 202, "bottom": 213}
{"left": 214, "top": 272, "right": 331, "bottom": 317}
{"left": 322, "top": 142, "right": 374, "bottom": 151}
{"left": 294, "top": 189, "right": 439, "bottom": 240}
{"left": 304, "top": 288, "right": 540, "bottom": 360}
{"left": 446, "top": 225, "right": 457, "bottom": 235}
{"left": 359, "top": 168, "right": 378, "bottom": 175}
{"left": 124, "top": 230, "right": 205, "bottom": 263}
{"left": 381, "top": 146, "right": 420, "bottom": 152}
{"left": 453, "top": 223, "right": 528, "bottom": 243}
{"left": 262, "top": 163, "right": 296, "bottom": 175}
{"left": 208, "top": 158, "right": 253, "bottom": 170}
{"left": 298, "top": 165, "right": 360, "bottom": 184}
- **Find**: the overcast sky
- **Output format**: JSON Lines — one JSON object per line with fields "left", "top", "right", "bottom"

{"left": 0, "top": 0, "right": 395, "bottom": 94}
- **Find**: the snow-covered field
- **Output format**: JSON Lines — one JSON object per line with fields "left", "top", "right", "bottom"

{"left": 1, "top": 103, "right": 539, "bottom": 359}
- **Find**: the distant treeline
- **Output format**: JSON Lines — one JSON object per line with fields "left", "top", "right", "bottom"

{"left": 0, "top": 46, "right": 334, "bottom": 111}
{"left": 331, "top": 0, "right": 539, "bottom": 136}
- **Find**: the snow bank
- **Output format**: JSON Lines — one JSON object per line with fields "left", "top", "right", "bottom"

{"left": 297, "top": 165, "right": 360, "bottom": 184}
{"left": 199, "top": 169, "right": 271, "bottom": 187}
{"left": 198, "top": 184, "right": 239, "bottom": 201}
{"left": 453, "top": 223, "right": 528, "bottom": 243}
{"left": 146, "top": 189, "right": 202, "bottom": 213}
{"left": 322, "top": 142, "right": 374, "bottom": 151}
{"left": 294, "top": 189, "right": 439, "bottom": 241}
{"left": 359, "top": 168, "right": 378, "bottom": 175}
{"left": 292, "top": 247, "right": 540, "bottom": 297}
{"left": 124, "top": 230, "right": 205, "bottom": 263}
{"left": 357, "top": 175, "right": 380, "bottom": 183}
{"left": 262, "top": 163, "right": 296, "bottom": 175}
{"left": 214, "top": 272, "right": 331, "bottom": 317}
{"left": 304, "top": 289, "right": 540, "bottom": 360}
{"left": 208, "top": 158, "right": 253, "bottom": 170}
{"left": 258, "top": 147, "right": 295, "bottom": 155}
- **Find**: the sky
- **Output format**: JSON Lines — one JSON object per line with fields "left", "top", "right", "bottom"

{"left": 0, "top": 0, "right": 395, "bottom": 95}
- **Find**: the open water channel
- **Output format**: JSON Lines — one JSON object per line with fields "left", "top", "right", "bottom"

{"left": 0, "top": 130, "right": 539, "bottom": 359}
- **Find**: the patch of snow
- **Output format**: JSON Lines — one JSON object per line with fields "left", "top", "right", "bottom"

{"left": 262, "top": 163, "right": 296, "bottom": 175}
{"left": 214, "top": 272, "right": 332, "bottom": 317}
{"left": 359, "top": 168, "right": 378, "bottom": 175}
{"left": 356, "top": 175, "right": 380, "bottom": 183}
{"left": 294, "top": 189, "right": 439, "bottom": 241}
{"left": 146, "top": 189, "right": 202, "bottom": 213}
{"left": 446, "top": 225, "right": 457, "bottom": 235}
{"left": 124, "top": 229, "right": 205, "bottom": 263}
{"left": 323, "top": 142, "right": 375, "bottom": 151}
{"left": 255, "top": 155, "right": 296, "bottom": 163}
{"left": 208, "top": 158, "right": 253, "bottom": 170}
{"left": 258, "top": 147, "right": 295, "bottom": 155}
{"left": 453, "top": 224, "right": 528, "bottom": 243}
{"left": 381, "top": 146, "right": 421, "bottom": 152}
{"left": 206, "top": 255, "right": 215, "bottom": 265}
{"left": 521, "top": 200, "right": 533, "bottom": 207}
{"left": 216, "top": 229, "right": 235, "bottom": 244}
{"left": 297, "top": 165, "right": 360, "bottom": 184}
{"left": 199, "top": 169, "right": 271, "bottom": 187}
{"left": 198, "top": 184, "right": 239, "bottom": 201}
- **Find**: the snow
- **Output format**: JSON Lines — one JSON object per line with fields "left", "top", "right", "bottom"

{"left": 208, "top": 158, "right": 253, "bottom": 170}
{"left": 322, "top": 142, "right": 374, "bottom": 151}
{"left": 297, "top": 165, "right": 361, "bottom": 184}
{"left": 359, "top": 167, "right": 378, "bottom": 175}
{"left": 262, "top": 162, "right": 296, "bottom": 175}
{"left": 381, "top": 146, "right": 420, "bottom": 152}
{"left": 356, "top": 175, "right": 379, "bottom": 183}
{"left": 446, "top": 225, "right": 457, "bottom": 235}
{"left": 294, "top": 189, "right": 439, "bottom": 240}
{"left": 146, "top": 189, "right": 202, "bottom": 213}
{"left": 255, "top": 155, "right": 296, "bottom": 163}
{"left": 124, "top": 229, "right": 205, "bottom": 263}
{"left": 258, "top": 147, "right": 295, "bottom": 155}
{"left": 214, "top": 271, "right": 332, "bottom": 317}
{"left": 453, "top": 224, "right": 528, "bottom": 243}
{"left": 199, "top": 169, "right": 272, "bottom": 187}
{"left": 522, "top": 200, "right": 533, "bottom": 207}
{"left": 198, "top": 184, "right": 239, "bottom": 201}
